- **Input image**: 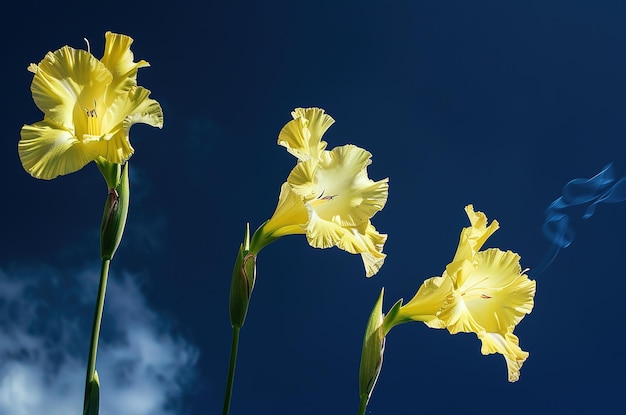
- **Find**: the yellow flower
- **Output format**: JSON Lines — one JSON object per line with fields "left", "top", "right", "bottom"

{"left": 252, "top": 108, "right": 389, "bottom": 277}
{"left": 19, "top": 32, "right": 163, "bottom": 180}
{"left": 391, "top": 205, "right": 536, "bottom": 381}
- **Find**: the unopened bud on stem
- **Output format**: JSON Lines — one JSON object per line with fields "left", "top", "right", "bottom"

{"left": 229, "top": 224, "right": 257, "bottom": 328}
{"left": 99, "top": 162, "right": 130, "bottom": 260}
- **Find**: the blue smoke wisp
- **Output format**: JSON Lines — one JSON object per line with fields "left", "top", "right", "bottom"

{"left": 533, "top": 163, "right": 626, "bottom": 277}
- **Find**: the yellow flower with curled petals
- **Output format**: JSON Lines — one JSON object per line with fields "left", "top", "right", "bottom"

{"left": 386, "top": 205, "right": 536, "bottom": 382}
{"left": 19, "top": 31, "right": 163, "bottom": 180}
{"left": 250, "top": 108, "right": 389, "bottom": 277}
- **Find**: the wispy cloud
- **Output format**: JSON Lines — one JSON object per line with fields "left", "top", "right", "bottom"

{"left": 0, "top": 265, "right": 198, "bottom": 415}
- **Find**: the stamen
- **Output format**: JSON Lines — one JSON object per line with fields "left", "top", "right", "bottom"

{"left": 311, "top": 189, "right": 338, "bottom": 206}
{"left": 83, "top": 100, "right": 99, "bottom": 136}
{"left": 84, "top": 100, "right": 98, "bottom": 117}
{"left": 459, "top": 274, "right": 496, "bottom": 301}
{"left": 84, "top": 37, "right": 91, "bottom": 54}
{"left": 461, "top": 276, "right": 489, "bottom": 296}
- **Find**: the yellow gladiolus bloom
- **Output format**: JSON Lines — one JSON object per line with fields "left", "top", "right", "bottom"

{"left": 19, "top": 32, "right": 163, "bottom": 180}
{"left": 252, "top": 108, "right": 389, "bottom": 277}
{"left": 391, "top": 205, "right": 536, "bottom": 381}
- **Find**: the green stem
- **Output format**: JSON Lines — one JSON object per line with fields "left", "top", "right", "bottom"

{"left": 83, "top": 259, "right": 111, "bottom": 410}
{"left": 222, "top": 325, "right": 241, "bottom": 415}
{"left": 358, "top": 395, "right": 369, "bottom": 415}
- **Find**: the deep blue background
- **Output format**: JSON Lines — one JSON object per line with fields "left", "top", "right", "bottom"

{"left": 2, "top": 1, "right": 626, "bottom": 414}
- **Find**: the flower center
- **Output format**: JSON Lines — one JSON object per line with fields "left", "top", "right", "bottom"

{"left": 460, "top": 275, "right": 491, "bottom": 301}
{"left": 309, "top": 190, "right": 340, "bottom": 220}
{"left": 310, "top": 190, "right": 337, "bottom": 205}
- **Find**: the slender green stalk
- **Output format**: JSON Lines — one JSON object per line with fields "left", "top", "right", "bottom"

{"left": 83, "top": 259, "right": 111, "bottom": 410}
{"left": 222, "top": 326, "right": 241, "bottom": 415}
{"left": 358, "top": 395, "right": 369, "bottom": 415}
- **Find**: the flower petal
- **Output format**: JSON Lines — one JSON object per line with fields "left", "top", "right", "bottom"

{"left": 100, "top": 32, "right": 150, "bottom": 100}
{"left": 30, "top": 46, "right": 112, "bottom": 129}
{"left": 278, "top": 107, "right": 333, "bottom": 161}
{"left": 304, "top": 210, "right": 387, "bottom": 276}
{"left": 357, "top": 224, "right": 388, "bottom": 277}
{"left": 398, "top": 275, "right": 455, "bottom": 327}
{"left": 94, "top": 86, "right": 164, "bottom": 163}
{"left": 304, "top": 204, "right": 347, "bottom": 249}
{"left": 286, "top": 158, "right": 317, "bottom": 199}
{"left": 478, "top": 331, "right": 529, "bottom": 382}
{"left": 19, "top": 121, "right": 97, "bottom": 179}
{"left": 361, "top": 251, "right": 386, "bottom": 278}
{"left": 263, "top": 183, "right": 308, "bottom": 238}
{"left": 446, "top": 204, "right": 500, "bottom": 286}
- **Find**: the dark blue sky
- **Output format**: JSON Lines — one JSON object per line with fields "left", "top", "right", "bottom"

{"left": 2, "top": 1, "right": 626, "bottom": 414}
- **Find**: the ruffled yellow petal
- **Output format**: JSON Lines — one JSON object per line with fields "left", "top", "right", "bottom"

{"left": 335, "top": 222, "right": 387, "bottom": 277}
{"left": 277, "top": 107, "right": 333, "bottom": 161}
{"left": 361, "top": 252, "right": 386, "bottom": 278}
{"left": 286, "top": 157, "right": 317, "bottom": 198}
{"left": 93, "top": 87, "right": 164, "bottom": 163}
{"left": 356, "top": 223, "right": 388, "bottom": 277}
{"left": 304, "top": 204, "right": 347, "bottom": 249}
{"left": 478, "top": 331, "right": 529, "bottom": 382}
{"left": 302, "top": 210, "right": 387, "bottom": 276}
{"left": 19, "top": 121, "right": 98, "bottom": 179}
{"left": 446, "top": 205, "right": 500, "bottom": 287}
{"left": 100, "top": 31, "right": 150, "bottom": 100}
{"left": 304, "top": 192, "right": 387, "bottom": 265}
{"left": 30, "top": 46, "right": 112, "bottom": 129}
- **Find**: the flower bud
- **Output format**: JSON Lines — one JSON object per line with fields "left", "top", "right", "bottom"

{"left": 100, "top": 162, "right": 130, "bottom": 260}
{"left": 229, "top": 224, "right": 257, "bottom": 328}
{"left": 359, "top": 288, "right": 386, "bottom": 407}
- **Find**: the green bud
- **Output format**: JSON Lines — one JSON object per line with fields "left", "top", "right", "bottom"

{"left": 229, "top": 224, "right": 257, "bottom": 328}
{"left": 100, "top": 162, "right": 130, "bottom": 260}
{"left": 83, "top": 370, "right": 100, "bottom": 415}
{"left": 359, "top": 288, "right": 386, "bottom": 408}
